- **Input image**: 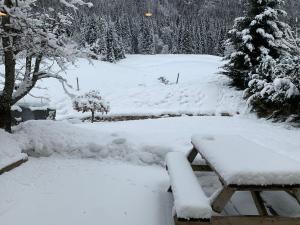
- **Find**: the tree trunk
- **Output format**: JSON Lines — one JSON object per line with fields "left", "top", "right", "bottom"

{"left": 0, "top": 0, "right": 16, "bottom": 132}
{"left": 0, "top": 104, "right": 12, "bottom": 133}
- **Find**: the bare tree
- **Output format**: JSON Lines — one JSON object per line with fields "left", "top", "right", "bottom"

{"left": 0, "top": 0, "right": 91, "bottom": 132}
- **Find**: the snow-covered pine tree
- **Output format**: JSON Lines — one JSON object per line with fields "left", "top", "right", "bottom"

{"left": 223, "top": 0, "right": 290, "bottom": 89}
{"left": 90, "top": 17, "right": 108, "bottom": 59}
{"left": 115, "top": 16, "right": 133, "bottom": 54}
{"left": 138, "top": 18, "right": 155, "bottom": 55}
{"left": 105, "top": 22, "right": 116, "bottom": 63}
{"left": 104, "top": 21, "right": 126, "bottom": 63}
{"left": 241, "top": 0, "right": 300, "bottom": 119}
{"left": 114, "top": 34, "right": 126, "bottom": 61}
{"left": 85, "top": 16, "right": 99, "bottom": 47}
{"left": 180, "top": 21, "right": 195, "bottom": 54}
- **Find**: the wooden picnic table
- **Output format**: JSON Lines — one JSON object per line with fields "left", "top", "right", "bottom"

{"left": 167, "top": 135, "right": 300, "bottom": 225}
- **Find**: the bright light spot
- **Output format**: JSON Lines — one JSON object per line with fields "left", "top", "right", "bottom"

{"left": 0, "top": 12, "right": 7, "bottom": 17}
{"left": 144, "top": 12, "right": 153, "bottom": 17}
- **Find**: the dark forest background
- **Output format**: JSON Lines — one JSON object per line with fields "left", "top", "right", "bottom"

{"left": 38, "top": 0, "right": 300, "bottom": 57}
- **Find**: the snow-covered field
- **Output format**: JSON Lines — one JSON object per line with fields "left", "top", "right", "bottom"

{"left": 1, "top": 55, "right": 300, "bottom": 225}
{"left": 20, "top": 55, "right": 245, "bottom": 119}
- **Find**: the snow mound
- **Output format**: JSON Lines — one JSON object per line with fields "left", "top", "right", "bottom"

{"left": 0, "top": 129, "right": 27, "bottom": 169}
{"left": 14, "top": 121, "right": 171, "bottom": 166}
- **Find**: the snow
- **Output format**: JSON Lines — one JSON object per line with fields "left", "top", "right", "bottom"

{"left": 0, "top": 158, "right": 172, "bottom": 225}
{"left": 1, "top": 116, "right": 300, "bottom": 225}
{"left": 1, "top": 54, "right": 300, "bottom": 225}
{"left": 0, "top": 129, "right": 27, "bottom": 170}
{"left": 166, "top": 152, "right": 212, "bottom": 219}
{"left": 13, "top": 120, "right": 171, "bottom": 166}
{"left": 18, "top": 55, "right": 245, "bottom": 120}
{"left": 191, "top": 134, "right": 300, "bottom": 185}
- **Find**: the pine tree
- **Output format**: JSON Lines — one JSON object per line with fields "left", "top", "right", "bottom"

{"left": 105, "top": 23, "right": 116, "bottom": 63}
{"left": 180, "top": 22, "right": 195, "bottom": 54}
{"left": 105, "top": 21, "right": 126, "bottom": 63}
{"left": 114, "top": 34, "right": 126, "bottom": 61}
{"left": 239, "top": 0, "right": 300, "bottom": 119}
{"left": 223, "top": 0, "right": 291, "bottom": 89}
{"left": 138, "top": 19, "right": 155, "bottom": 55}
{"left": 85, "top": 17, "right": 98, "bottom": 46}
{"left": 91, "top": 17, "right": 108, "bottom": 59}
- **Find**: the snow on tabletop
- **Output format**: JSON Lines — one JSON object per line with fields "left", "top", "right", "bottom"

{"left": 191, "top": 134, "right": 300, "bottom": 186}
{"left": 0, "top": 129, "right": 27, "bottom": 170}
{"left": 166, "top": 152, "right": 212, "bottom": 219}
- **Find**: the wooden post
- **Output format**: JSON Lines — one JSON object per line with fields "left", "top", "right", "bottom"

{"left": 211, "top": 187, "right": 235, "bottom": 213}
{"left": 187, "top": 147, "right": 198, "bottom": 163}
{"left": 76, "top": 77, "right": 80, "bottom": 91}
{"left": 251, "top": 191, "right": 268, "bottom": 216}
{"left": 176, "top": 73, "right": 180, "bottom": 84}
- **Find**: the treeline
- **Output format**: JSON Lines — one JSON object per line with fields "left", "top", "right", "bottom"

{"left": 37, "top": 0, "right": 299, "bottom": 61}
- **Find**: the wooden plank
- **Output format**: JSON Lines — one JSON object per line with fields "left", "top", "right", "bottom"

{"left": 0, "top": 157, "right": 28, "bottom": 175}
{"left": 229, "top": 184, "right": 300, "bottom": 190}
{"left": 211, "top": 187, "right": 235, "bottom": 213}
{"left": 251, "top": 191, "right": 268, "bottom": 216}
{"left": 191, "top": 164, "right": 213, "bottom": 172}
{"left": 175, "top": 216, "right": 210, "bottom": 225}
{"left": 211, "top": 216, "right": 300, "bottom": 225}
{"left": 187, "top": 147, "right": 199, "bottom": 163}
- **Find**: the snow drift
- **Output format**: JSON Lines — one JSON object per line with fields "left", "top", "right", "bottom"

{"left": 0, "top": 129, "right": 27, "bottom": 169}
{"left": 13, "top": 120, "right": 171, "bottom": 166}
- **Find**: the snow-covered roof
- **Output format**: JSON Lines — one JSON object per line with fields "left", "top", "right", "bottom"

{"left": 191, "top": 135, "right": 300, "bottom": 186}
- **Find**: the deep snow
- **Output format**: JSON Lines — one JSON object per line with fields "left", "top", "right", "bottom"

{"left": 2, "top": 117, "right": 300, "bottom": 225}
{"left": 1, "top": 55, "right": 300, "bottom": 225}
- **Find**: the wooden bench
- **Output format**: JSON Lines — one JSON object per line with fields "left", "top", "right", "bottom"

{"left": 166, "top": 134, "right": 300, "bottom": 225}
{"left": 166, "top": 152, "right": 212, "bottom": 223}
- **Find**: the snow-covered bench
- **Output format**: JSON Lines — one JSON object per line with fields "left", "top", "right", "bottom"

{"left": 166, "top": 152, "right": 212, "bottom": 221}
{"left": 166, "top": 134, "right": 300, "bottom": 225}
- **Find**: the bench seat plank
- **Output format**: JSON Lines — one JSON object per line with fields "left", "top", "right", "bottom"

{"left": 166, "top": 152, "right": 212, "bottom": 219}
{"left": 191, "top": 135, "right": 300, "bottom": 186}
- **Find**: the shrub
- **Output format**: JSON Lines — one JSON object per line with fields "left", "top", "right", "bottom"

{"left": 73, "top": 90, "right": 110, "bottom": 123}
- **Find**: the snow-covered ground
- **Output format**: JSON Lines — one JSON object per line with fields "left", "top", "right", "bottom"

{"left": 2, "top": 116, "right": 300, "bottom": 225}
{"left": 1, "top": 55, "right": 300, "bottom": 225}
{"left": 20, "top": 55, "right": 245, "bottom": 120}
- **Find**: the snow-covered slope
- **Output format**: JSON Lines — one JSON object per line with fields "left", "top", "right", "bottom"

{"left": 21, "top": 55, "right": 245, "bottom": 120}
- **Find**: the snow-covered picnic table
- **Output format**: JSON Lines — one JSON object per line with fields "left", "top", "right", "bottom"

{"left": 191, "top": 134, "right": 300, "bottom": 186}
{"left": 166, "top": 134, "right": 300, "bottom": 225}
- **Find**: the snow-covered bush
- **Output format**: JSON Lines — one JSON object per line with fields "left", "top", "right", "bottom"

{"left": 73, "top": 90, "right": 110, "bottom": 123}
{"left": 245, "top": 54, "right": 300, "bottom": 119}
